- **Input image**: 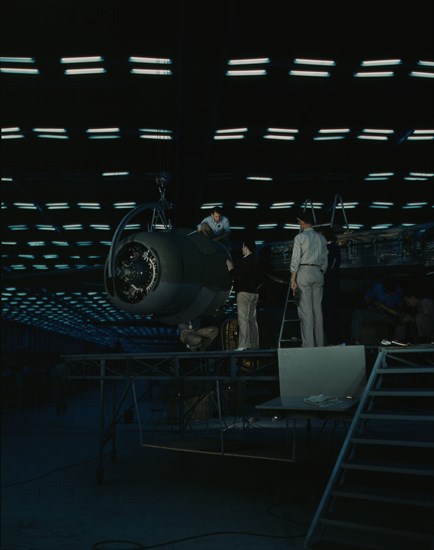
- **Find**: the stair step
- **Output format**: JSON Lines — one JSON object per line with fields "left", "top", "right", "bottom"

{"left": 304, "top": 348, "right": 434, "bottom": 550}
{"left": 368, "top": 389, "right": 434, "bottom": 397}
{"left": 316, "top": 518, "right": 433, "bottom": 549}
{"left": 319, "top": 518, "right": 433, "bottom": 539}
{"left": 378, "top": 367, "right": 434, "bottom": 374}
{"left": 331, "top": 484, "right": 434, "bottom": 507}
{"left": 360, "top": 412, "right": 434, "bottom": 421}
{"left": 351, "top": 436, "right": 434, "bottom": 448}
{"left": 341, "top": 459, "right": 434, "bottom": 476}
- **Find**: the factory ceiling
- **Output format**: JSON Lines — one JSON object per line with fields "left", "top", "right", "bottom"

{"left": 1, "top": 1, "right": 433, "bottom": 351}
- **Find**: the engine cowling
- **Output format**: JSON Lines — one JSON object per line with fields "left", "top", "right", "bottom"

{"left": 105, "top": 229, "right": 232, "bottom": 324}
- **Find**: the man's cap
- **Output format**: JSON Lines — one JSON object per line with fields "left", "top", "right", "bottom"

{"left": 296, "top": 211, "right": 315, "bottom": 225}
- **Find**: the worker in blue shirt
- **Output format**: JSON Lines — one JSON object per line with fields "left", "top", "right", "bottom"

{"left": 197, "top": 206, "right": 231, "bottom": 243}
{"left": 351, "top": 277, "right": 406, "bottom": 343}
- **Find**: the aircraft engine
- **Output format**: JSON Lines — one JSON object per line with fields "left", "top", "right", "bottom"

{"left": 105, "top": 229, "right": 232, "bottom": 324}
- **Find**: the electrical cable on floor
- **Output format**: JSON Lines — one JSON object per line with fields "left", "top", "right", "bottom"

{"left": 266, "top": 501, "right": 312, "bottom": 525}
{"left": 92, "top": 529, "right": 307, "bottom": 549}
{"left": 1, "top": 440, "right": 140, "bottom": 488}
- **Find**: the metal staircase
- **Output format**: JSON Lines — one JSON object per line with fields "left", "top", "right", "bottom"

{"left": 304, "top": 346, "right": 434, "bottom": 550}
{"left": 277, "top": 281, "right": 301, "bottom": 348}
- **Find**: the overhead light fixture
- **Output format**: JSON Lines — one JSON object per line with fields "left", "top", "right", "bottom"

{"left": 411, "top": 69, "right": 434, "bottom": 78}
{"left": 319, "top": 128, "right": 350, "bottom": 134}
{"left": 101, "top": 171, "right": 129, "bottom": 177}
{"left": 1, "top": 56, "right": 35, "bottom": 63}
{"left": 410, "top": 61, "right": 434, "bottom": 78}
{"left": 89, "top": 134, "right": 120, "bottom": 139}
{"left": 314, "top": 135, "right": 346, "bottom": 141}
{"left": 124, "top": 223, "right": 142, "bottom": 230}
{"left": 358, "top": 129, "right": 391, "bottom": 141}
{"left": 406, "top": 171, "right": 433, "bottom": 180}
{"left": 354, "top": 71, "right": 394, "bottom": 78}
{"left": 200, "top": 203, "right": 223, "bottom": 209}
{"left": 1, "top": 127, "right": 24, "bottom": 139}
{"left": 235, "top": 202, "right": 259, "bottom": 209}
{"left": 293, "top": 58, "right": 336, "bottom": 66}
{"left": 215, "top": 128, "right": 247, "bottom": 140}
{"left": 139, "top": 129, "right": 172, "bottom": 140}
{"left": 361, "top": 59, "right": 402, "bottom": 66}
{"left": 13, "top": 203, "right": 38, "bottom": 209}
{"left": 33, "top": 127, "right": 68, "bottom": 139}
{"left": 264, "top": 134, "right": 295, "bottom": 141}
{"left": 1, "top": 62, "right": 39, "bottom": 74}
{"left": 336, "top": 202, "right": 358, "bottom": 208}
{"left": 129, "top": 56, "right": 172, "bottom": 64}
{"left": 371, "top": 224, "right": 393, "bottom": 229}
{"left": 131, "top": 67, "right": 172, "bottom": 75}
{"left": 365, "top": 172, "right": 394, "bottom": 181}
{"left": 61, "top": 56, "right": 104, "bottom": 64}
{"left": 228, "top": 58, "right": 270, "bottom": 65}
{"left": 87, "top": 127, "right": 120, "bottom": 139}
{"left": 62, "top": 224, "right": 83, "bottom": 230}
{"left": 270, "top": 202, "right": 294, "bottom": 209}
{"left": 407, "top": 129, "right": 434, "bottom": 140}
{"left": 226, "top": 58, "right": 269, "bottom": 76}
{"left": 65, "top": 67, "right": 106, "bottom": 75}
{"left": 61, "top": 56, "right": 106, "bottom": 75}
{"left": 264, "top": 127, "right": 298, "bottom": 140}
{"left": 403, "top": 202, "right": 427, "bottom": 209}
{"left": 113, "top": 202, "right": 136, "bottom": 209}
{"left": 129, "top": 56, "right": 173, "bottom": 75}
{"left": 289, "top": 70, "right": 330, "bottom": 77}
{"left": 226, "top": 69, "right": 267, "bottom": 76}
{"left": 315, "top": 128, "right": 349, "bottom": 140}
{"left": 369, "top": 203, "right": 393, "bottom": 209}
{"left": 78, "top": 203, "right": 101, "bottom": 209}
{"left": 46, "top": 203, "right": 70, "bottom": 209}
{"left": 90, "top": 224, "right": 111, "bottom": 230}
{"left": 36, "top": 224, "right": 56, "bottom": 230}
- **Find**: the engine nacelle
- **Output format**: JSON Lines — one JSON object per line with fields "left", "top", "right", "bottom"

{"left": 105, "top": 229, "right": 232, "bottom": 324}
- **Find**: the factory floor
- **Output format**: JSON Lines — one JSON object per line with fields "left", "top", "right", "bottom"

{"left": 1, "top": 378, "right": 349, "bottom": 550}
